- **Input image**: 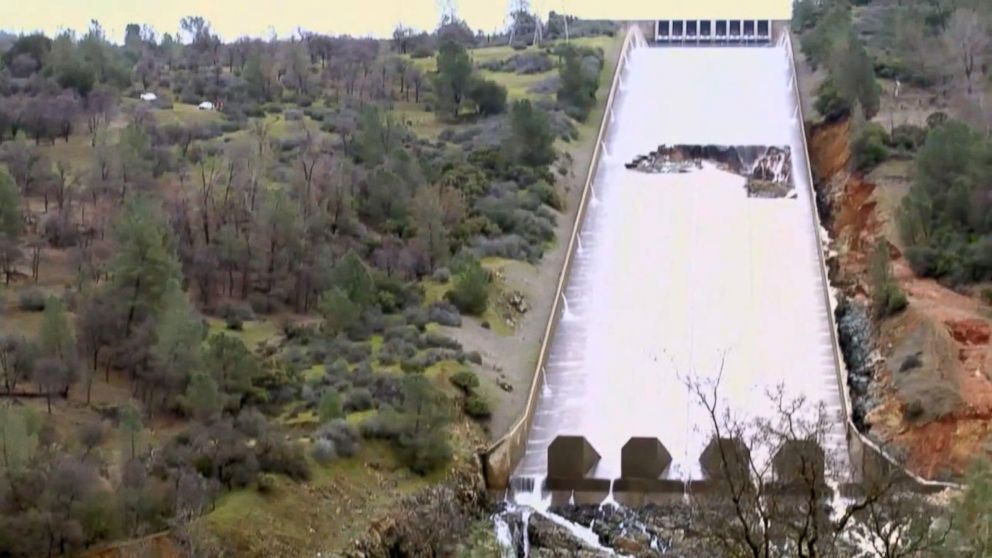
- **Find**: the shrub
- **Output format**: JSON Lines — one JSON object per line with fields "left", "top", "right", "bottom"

{"left": 18, "top": 290, "right": 46, "bottom": 312}
{"left": 428, "top": 302, "right": 462, "bottom": 327}
{"left": 344, "top": 388, "right": 374, "bottom": 412}
{"left": 449, "top": 369, "right": 479, "bottom": 393}
{"left": 317, "top": 390, "right": 344, "bottom": 422}
{"left": 225, "top": 315, "right": 244, "bottom": 331}
{"left": 256, "top": 472, "right": 277, "bottom": 494}
{"left": 814, "top": 79, "right": 851, "bottom": 122}
{"left": 445, "top": 259, "right": 490, "bottom": 315}
{"left": 312, "top": 419, "right": 361, "bottom": 462}
{"left": 468, "top": 79, "right": 507, "bottom": 116}
{"left": 359, "top": 408, "right": 405, "bottom": 439}
{"left": 397, "top": 430, "right": 452, "bottom": 475}
{"left": 888, "top": 124, "right": 927, "bottom": 151}
{"left": 432, "top": 267, "right": 451, "bottom": 283}
{"left": 926, "top": 112, "right": 948, "bottom": 129}
{"left": 220, "top": 301, "right": 256, "bottom": 322}
{"left": 466, "top": 351, "right": 483, "bottom": 365}
{"left": 284, "top": 108, "right": 303, "bottom": 121}
{"left": 464, "top": 395, "right": 491, "bottom": 419}
{"left": 423, "top": 332, "right": 461, "bottom": 351}
{"left": 851, "top": 123, "right": 889, "bottom": 172}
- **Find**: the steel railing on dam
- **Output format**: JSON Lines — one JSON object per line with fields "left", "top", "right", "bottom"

{"left": 483, "top": 26, "right": 961, "bottom": 496}
{"left": 482, "top": 25, "right": 647, "bottom": 490}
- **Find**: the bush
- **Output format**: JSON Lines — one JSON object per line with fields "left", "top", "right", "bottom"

{"left": 397, "top": 430, "right": 452, "bottom": 475}
{"left": 219, "top": 301, "right": 256, "bottom": 323}
{"left": 312, "top": 419, "right": 361, "bottom": 462}
{"left": 256, "top": 472, "right": 277, "bottom": 494}
{"left": 852, "top": 123, "right": 889, "bottom": 172}
{"left": 317, "top": 390, "right": 344, "bottom": 422}
{"left": 445, "top": 259, "right": 490, "bottom": 315}
{"left": 359, "top": 408, "right": 404, "bottom": 439}
{"left": 344, "top": 388, "right": 374, "bottom": 412}
{"left": 814, "top": 79, "right": 851, "bottom": 122}
{"left": 432, "top": 267, "right": 451, "bottom": 283}
{"left": 449, "top": 369, "right": 479, "bottom": 393}
{"left": 926, "top": 112, "right": 948, "bottom": 129}
{"left": 423, "top": 332, "right": 461, "bottom": 351}
{"left": 428, "top": 302, "right": 462, "bottom": 327}
{"left": 18, "top": 290, "right": 46, "bottom": 312}
{"left": 468, "top": 79, "right": 507, "bottom": 116}
{"left": 888, "top": 124, "right": 927, "bottom": 151}
{"left": 464, "top": 395, "right": 491, "bottom": 419}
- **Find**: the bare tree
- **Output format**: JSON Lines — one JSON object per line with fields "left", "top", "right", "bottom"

{"left": 683, "top": 365, "right": 950, "bottom": 558}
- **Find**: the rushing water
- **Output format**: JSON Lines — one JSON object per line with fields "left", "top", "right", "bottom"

{"left": 497, "top": 32, "right": 850, "bottom": 557}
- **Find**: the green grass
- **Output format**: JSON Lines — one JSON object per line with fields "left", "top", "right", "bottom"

{"left": 202, "top": 442, "right": 437, "bottom": 556}
{"left": 346, "top": 409, "right": 376, "bottom": 426}
{"left": 206, "top": 318, "right": 280, "bottom": 349}
{"left": 154, "top": 103, "right": 224, "bottom": 126}
{"left": 302, "top": 364, "right": 325, "bottom": 383}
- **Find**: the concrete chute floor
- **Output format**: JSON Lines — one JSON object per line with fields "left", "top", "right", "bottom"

{"left": 513, "top": 43, "right": 847, "bottom": 486}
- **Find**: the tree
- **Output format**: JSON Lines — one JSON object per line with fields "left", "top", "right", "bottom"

{"left": 0, "top": 335, "right": 37, "bottom": 395}
{"left": 331, "top": 251, "right": 375, "bottom": 309}
{"left": 683, "top": 368, "right": 949, "bottom": 558}
{"left": 942, "top": 8, "right": 990, "bottom": 96}
{"left": 32, "top": 357, "right": 75, "bottom": 413}
{"left": 0, "top": 167, "right": 21, "bottom": 237}
{"left": 204, "top": 333, "right": 260, "bottom": 408}
{"left": 149, "top": 289, "right": 203, "bottom": 408}
{"left": 557, "top": 45, "right": 600, "bottom": 121}
{"left": 446, "top": 257, "right": 489, "bottom": 315}
{"left": 433, "top": 40, "right": 472, "bottom": 117}
{"left": 505, "top": 100, "right": 555, "bottom": 167}
{"left": 180, "top": 371, "right": 223, "bottom": 420}
{"left": 40, "top": 296, "right": 75, "bottom": 363}
{"left": 318, "top": 287, "right": 361, "bottom": 337}
{"left": 109, "top": 198, "right": 181, "bottom": 335}
{"left": 946, "top": 458, "right": 992, "bottom": 556}
{"left": 412, "top": 184, "right": 451, "bottom": 270}
{"left": 468, "top": 78, "right": 507, "bottom": 116}
{"left": 396, "top": 374, "right": 451, "bottom": 474}
{"left": 868, "top": 239, "right": 908, "bottom": 318}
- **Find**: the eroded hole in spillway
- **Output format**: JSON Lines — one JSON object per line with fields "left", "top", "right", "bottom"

{"left": 625, "top": 144, "right": 795, "bottom": 199}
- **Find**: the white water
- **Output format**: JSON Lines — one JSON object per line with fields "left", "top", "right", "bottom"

{"left": 514, "top": 41, "right": 848, "bottom": 485}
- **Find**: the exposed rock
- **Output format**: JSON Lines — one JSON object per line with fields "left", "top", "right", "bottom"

{"left": 625, "top": 144, "right": 794, "bottom": 198}
{"left": 836, "top": 296, "right": 876, "bottom": 429}
{"left": 526, "top": 513, "right": 608, "bottom": 557}
{"left": 498, "top": 379, "right": 514, "bottom": 392}
{"left": 945, "top": 318, "right": 991, "bottom": 346}
{"left": 344, "top": 464, "right": 489, "bottom": 557}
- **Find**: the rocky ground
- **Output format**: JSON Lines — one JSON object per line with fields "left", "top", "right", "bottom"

{"left": 808, "top": 111, "right": 992, "bottom": 480}
{"left": 494, "top": 502, "right": 709, "bottom": 557}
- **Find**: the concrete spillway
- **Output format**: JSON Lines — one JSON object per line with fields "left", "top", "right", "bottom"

{"left": 512, "top": 40, "right": 847, "bottom": 488}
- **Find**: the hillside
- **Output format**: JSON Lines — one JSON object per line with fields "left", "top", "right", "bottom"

{"left": 0, "top": 15, "right": 621, "bottom": 557}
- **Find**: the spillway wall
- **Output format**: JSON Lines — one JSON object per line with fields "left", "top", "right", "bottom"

{"left": 482, "top": 26, "right": 646, "bottom": 490}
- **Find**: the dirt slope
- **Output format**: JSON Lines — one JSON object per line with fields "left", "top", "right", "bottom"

{"left": 809, "top": 120, "right": 992, "bottom": 480}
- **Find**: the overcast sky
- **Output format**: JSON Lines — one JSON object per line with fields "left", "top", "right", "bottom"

{"left": 0, "top": 0, "right": 579, "bottom": 41}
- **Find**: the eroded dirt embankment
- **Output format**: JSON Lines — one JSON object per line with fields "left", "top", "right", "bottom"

{"left": 809, "top": 120, "right": 992, "bottom": 481}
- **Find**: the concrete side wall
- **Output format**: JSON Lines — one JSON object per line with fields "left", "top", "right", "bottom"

{"left": 482, "top": 26, "right": 644, "bottom": 490}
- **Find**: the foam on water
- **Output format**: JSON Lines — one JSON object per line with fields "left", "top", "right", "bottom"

{"left": 513, "top": 41, "right": 847, "bottom": 483}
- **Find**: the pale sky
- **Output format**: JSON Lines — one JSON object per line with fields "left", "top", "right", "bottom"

{"left": 0, "top": 1, "right": 793, "bottom": 42}
{"left": 0, "top": 0, "right": 566, "bottom": 41}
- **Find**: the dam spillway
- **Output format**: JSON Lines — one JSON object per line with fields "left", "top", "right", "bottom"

{"left": 510, "top": 36, "right": 848, "bottom": 493}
